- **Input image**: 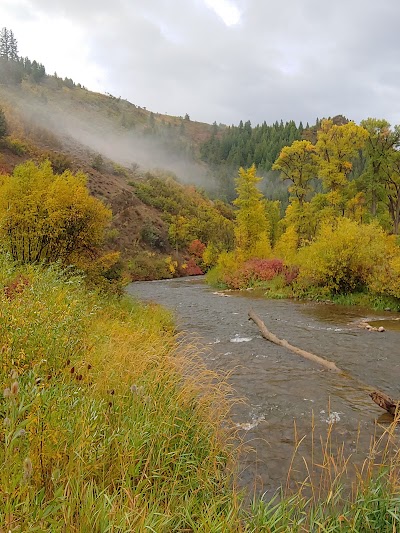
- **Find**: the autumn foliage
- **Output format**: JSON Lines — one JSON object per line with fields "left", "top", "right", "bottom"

{"left": 0, "top": 160, "right": 113, "bottom": 270}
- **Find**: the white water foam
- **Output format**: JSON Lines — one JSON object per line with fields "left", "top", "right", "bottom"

{"left": 230, "top": 334, "right": 253, "bottom": 343}
{"left": 235, "top": 415, "right": 265, "bottom": 431}
{"left": 321, "top": 411, "right": 342, "bottom": 424}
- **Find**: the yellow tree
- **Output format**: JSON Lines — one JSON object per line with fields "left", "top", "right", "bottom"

{"left": 233, "top": 164, "right": 271, "bottom": 258}
{"left": 272, "top": 140, "right": 317, "bottom": 206}
{"left": 0, "top": 160, "right": 112, "bottom": 265}
{"left": 315, "top": 120, "right": 368, "bottom": 208}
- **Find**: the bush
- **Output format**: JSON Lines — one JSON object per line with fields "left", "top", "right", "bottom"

{"left": 0, "top": 160, "right": 112, "bottom": 266}
{"left": 3, "top": 136, "right": 29, "bottom": 155}
{"left": 128, "top": 251, "right": 172, "bottom": 281}
{"left": 208, "top": 254, "right": 297, "bottom": 290}
{"left": 296, "top": 218, "right": 398, "bottom": 295}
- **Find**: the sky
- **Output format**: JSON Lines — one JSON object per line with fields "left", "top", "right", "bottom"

{"left": 2, "top": 0, "right": 400, "bottom": 127}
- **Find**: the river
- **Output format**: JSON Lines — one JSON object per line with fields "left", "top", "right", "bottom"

{"left": 127, "top": 276, "right": 400, "bottom": 498}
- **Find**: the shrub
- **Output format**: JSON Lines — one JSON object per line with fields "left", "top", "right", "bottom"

{"left": 0, "top": 160, "right": 112, "bottom": 266}
{"left": 3, "top": 136, "right": 29, "bottom": 155}
{"left": 224, "top": 258, "right": 285, "bottom": 289}
{"left": 208, "top": 254, "right": 297, "bottom": 290}
{"left": 128, "top": 251, "right": 172, "bottom": 281}
{"left": 296, "top": 218, "right": 397, "bottom": 295}
{"left": 181, "top": 257, "right": 203, "bottom": 276}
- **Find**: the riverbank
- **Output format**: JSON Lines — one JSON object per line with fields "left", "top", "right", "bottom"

{"left": 207, "top": 268, "right": 400, "bottom": 313}
{"left": 0, "top": 258, "right": 244, "bottom": 531}
{"left": 2, "top": 259, "right": 400, "bottom": 531}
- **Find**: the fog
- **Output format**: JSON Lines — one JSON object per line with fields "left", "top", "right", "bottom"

{"left": 5, "top": 86, "right": 217, "bottom": 190}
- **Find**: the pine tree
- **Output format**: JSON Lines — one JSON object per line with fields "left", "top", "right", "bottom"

{"left": 0, "top": 107, "right": 7, "bottom": 138}
{"left": 0, "top": 27, "right": 9, "bottom": 59}
{"left": 8, "top": 30, "right": 19, "bottom": 61}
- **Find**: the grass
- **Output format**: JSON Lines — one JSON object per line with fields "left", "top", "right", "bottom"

{"left": 247, "top": 415, "right": 400, "bottom": 532}
{"left": 0, "top": 254, "right": 243, "bottom": 531}
{"left": 1, "top": 253, "right": 400, "bottom": 531}
{"left": 329, "top": 291, "right": 400, "bottom": 312}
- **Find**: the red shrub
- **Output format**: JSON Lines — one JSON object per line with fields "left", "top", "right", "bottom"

{"left": 185, "top": 257, "right": 204, "bottom": 276}
{"left": 223, "top": 258, "right": 298, "bottom": 289}
{"left": 188, "top": 239, "right": 206, "bottom": 258}
{"left": 284, "top": 266, "right": 299, "bottom": 285}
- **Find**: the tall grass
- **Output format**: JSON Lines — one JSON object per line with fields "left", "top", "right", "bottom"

{"left": 247, "top": 414, "right": 400, "bottom": 532}
{"left": 1, "top": 253, "right": 400, "bottom": 531}
{"left": 0, "top": 254, "right": 243, "bottom": 531}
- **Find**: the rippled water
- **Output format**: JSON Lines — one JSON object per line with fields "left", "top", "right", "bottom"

{"left": 127, "top": 277, "right": 400, "bottom": 497}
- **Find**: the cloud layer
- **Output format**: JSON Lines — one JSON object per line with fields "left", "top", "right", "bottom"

{"left": 2, "top": 0, "right": 400, "bottom": 126}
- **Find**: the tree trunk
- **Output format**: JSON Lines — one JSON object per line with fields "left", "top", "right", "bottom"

{"left": 248, "top": 309, "right": 341, "bottom": 372}
{"left": 248, "top": 309, "right": 399, "bottom": 416}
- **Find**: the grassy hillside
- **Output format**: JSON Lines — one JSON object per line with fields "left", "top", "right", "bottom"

{"left": 0, "top": 79, "right": 234, "bottom": 281}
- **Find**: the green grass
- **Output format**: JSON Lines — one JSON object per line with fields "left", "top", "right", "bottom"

{"left": 0, "top": 254, "right": 242, "bottom": 531}
{"left": 1, "top": 252, "right": 400, "bottom": 531}
{"left": 330, "top": 291, "right": 400, "bottom": 312}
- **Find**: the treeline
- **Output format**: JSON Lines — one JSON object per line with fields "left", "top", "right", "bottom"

{"left": 273, "top": 118, "right": 400, "bottom": 236}
{"left": 0, "top": 27, "right": 46, "bottom": 85}
{"left": 0, "top": 27, "right": 86, "bottom": 90}
{"left": 205, "top": 118, "right": 400, "bottom": 306}
{"left": 200, "top": 119, "right": 307, "bottom": 200}
{"left": 208, "top": 160, "right": 400, "bottom": 307}
{"left": 201, "top": 119, "right": 304, "bottom": 170}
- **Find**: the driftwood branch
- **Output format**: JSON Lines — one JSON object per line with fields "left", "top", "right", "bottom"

{"left": 370, "top": 391, "right": 399, "bottom": 416}
{"left": 248, "top": 309, "right": 398, "bottom": 416}
{"left": 248, "top": 308, "right": 342, "bottom": 373}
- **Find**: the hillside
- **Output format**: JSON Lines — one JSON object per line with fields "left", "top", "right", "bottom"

{"left": 0, "top": 77, "right": 237, "bottom": 280}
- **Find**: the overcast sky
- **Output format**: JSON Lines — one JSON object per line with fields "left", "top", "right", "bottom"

{"left": 2, "top": 0, "right": 400, "bottom": 127}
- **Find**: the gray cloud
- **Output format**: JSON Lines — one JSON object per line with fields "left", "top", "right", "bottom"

{"left": 4, "top": 0, "right": 400, "bottom": 126}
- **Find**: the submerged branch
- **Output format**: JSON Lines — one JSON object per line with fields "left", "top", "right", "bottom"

{"left": 248, "top": 308, "right": 399, "bottom": 416}
{"left": 248, "top": 308, "right": 342, "bottom": 373}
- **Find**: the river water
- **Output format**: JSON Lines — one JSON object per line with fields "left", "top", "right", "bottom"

{"left": 127, "top": 276, "right": 400, "bottom": 498}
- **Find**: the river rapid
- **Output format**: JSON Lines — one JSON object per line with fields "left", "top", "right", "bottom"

{"left": 127, "top": 276, "right": 400, "bottom": 498}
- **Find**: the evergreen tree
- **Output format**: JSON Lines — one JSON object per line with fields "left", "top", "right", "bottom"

{"left": 0, "top": 107, "right": 7, "bottom": 138}
{"left": 8, "top": 30, "right": 18, "bottom": 61}
{"left": 0, "top": 27, "right": 9, "bottom": 60}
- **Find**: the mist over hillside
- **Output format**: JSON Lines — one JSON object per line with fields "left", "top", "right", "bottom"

{"left": 0, "top": 82, "right": 217, "bottom": 191}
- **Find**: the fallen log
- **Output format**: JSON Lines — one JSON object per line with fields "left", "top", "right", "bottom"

{"left": 248, "top": 308, "right": 342, "bottom": 373}
{"left": 248, "top": 309, "right": 399, "bottom": 416}
{"left": 370, "top": 391, "right": 399, "bottom": 416}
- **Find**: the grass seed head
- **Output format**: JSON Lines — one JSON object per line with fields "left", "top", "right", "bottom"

{"left": 23, "top": 457, "right": 33, "bottom": 480}
{"left": 10, "top": 381, "right": 19, "bottom": 396}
